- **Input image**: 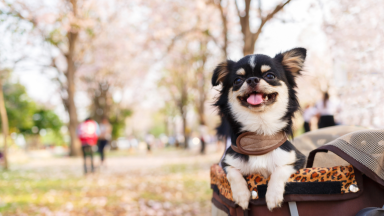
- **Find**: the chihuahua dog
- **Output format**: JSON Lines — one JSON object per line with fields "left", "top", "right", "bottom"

{"left": 212, "top": 48, "right": 307, "bottom": 210}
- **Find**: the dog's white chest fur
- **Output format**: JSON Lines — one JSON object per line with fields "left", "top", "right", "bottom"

{"left": 224, "top": 147, "right": 298, "bottom": 210}
{"left": 224, "top": 147, "right": 296, "bottom": 177}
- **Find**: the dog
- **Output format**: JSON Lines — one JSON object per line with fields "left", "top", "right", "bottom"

{"left": 212, "top": 48, "right": 307, "bottom": 210}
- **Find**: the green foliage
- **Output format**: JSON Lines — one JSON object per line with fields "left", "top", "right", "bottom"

{"left": 32, "top": 109, "right": 64, "bottom": 144}
{"left": 110, "top": 109, "right": 132, "bottom": 140}
{"left": 1, "top": 80, "right": 64, "bottom": 143}
{"left": 149, "top": 124, "right": 166, "bottom": 138}
{"left": 149, "top": 111, "right": 167, "bottom": 137}
{"left": 2, "top": 82, "right": 35, "bottom": 134}
{"left": 32, "top": 109, "right": 63, "bottom": 134}
{"left": 46, "top": 28, "right": 64, "bottom": 46}
{"left": 41, "top": 129, "right": 64, "bottom": 146}
{"left": 86, "top": 28, "right": 95, "bottom": 37}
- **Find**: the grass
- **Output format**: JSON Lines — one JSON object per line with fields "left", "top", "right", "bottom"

{"left": 0, "top": 171, "right": 82, "bottom": 214}
{"left": 0, "top": 148, "right": 219, "bottom": 215}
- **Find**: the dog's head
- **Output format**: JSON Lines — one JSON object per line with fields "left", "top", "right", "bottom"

{"left": 212, "top": 48, "right": 306, "bottom": 137}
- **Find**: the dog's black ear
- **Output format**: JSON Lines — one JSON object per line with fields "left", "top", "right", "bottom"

{"left": 212, "top": 60, "right": 235, "bottom": 86}
{"left": 275, "top": 47, "right": 306, "bottom": 75}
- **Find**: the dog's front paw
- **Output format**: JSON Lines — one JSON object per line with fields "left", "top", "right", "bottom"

{"left": 265, "top": 186, "right": 284, "bottom": 211}
{"left": 232, "top": 186, "right": 251, "bottom": 210}
{"left": 226, "top": 167, "right": 250, "bottom": 210}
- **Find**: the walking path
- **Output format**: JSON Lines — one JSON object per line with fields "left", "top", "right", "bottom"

{"left": 1, "top": 145, "right": 223, "bottom": 216}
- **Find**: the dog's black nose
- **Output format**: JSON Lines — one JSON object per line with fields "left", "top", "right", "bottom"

{"left": 246, "top": 77, "right": 260, "bottom": 87}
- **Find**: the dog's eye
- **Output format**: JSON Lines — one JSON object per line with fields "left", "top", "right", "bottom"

{"left": 233, "top": 78, "right": 243, "bottom": 85}
{"left": 265, "top": 73, "right": 275, "bottom": 80}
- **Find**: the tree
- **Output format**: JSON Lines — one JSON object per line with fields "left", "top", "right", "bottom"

{"left": 3, "top": 82, "right": 35, "bottom": 134}
{"left": 62, "top": 0, "right": 81, "bottom": 156}
{"left": 212, "top": 0, "right": 293, "bottom": 56}
{"left": 0, "top": 78, "right": 63, "bottom": 137}
{"left": 32, "top": 108, "right": 63, "bottom": 137}
{"left": 190, "top": 36, "right": 211, "bottom": 154}
{"left": 78, "top": 21, "right": 135, "bottom": 124}
{"left": 236, "top": 0, "right": 292, "bottom": 55}
{"left": 110, "top": 108, "right": 132, "bottom": 141}
{"left": 155, "top": 0, "right": 225, "bottom": 148}
{"left": 162, "top": 37, "right": 213, "bottom": 149}
{"left": 1, "top": 0, "right": 114, "bottom": 156}
{"left": 1, "top": 78, "right": 64, "bottom": 149}
{"left": 319, "top": 0, "right": 384, "bottom": 128}
{"left": 0, "top": 71, "right": 9, "bottom": 170}
{"left": 162, "top": 29, "right": 219, "bottom": 149}
{"left": 162, "top": 58, "right": 192, "bottom": 148}
{"left": 210, "top": 0, "right": 230, "bottom": 59}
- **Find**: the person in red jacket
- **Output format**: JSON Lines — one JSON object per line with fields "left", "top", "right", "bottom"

{"left": 77, "top": 117, "right": 100, "bottom": 174}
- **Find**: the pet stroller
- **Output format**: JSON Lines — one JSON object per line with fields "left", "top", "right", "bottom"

{"left": 211, "top": 126, "right": 384, "bottom": 216}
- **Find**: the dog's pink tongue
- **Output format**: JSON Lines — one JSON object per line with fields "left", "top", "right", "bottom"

{"left": 247, "top": 93, "right": 263, "bottom": 105}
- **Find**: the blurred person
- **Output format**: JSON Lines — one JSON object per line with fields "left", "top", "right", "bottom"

{"left": 316, "top": 92, "right": 338, "bottom": 129}
{"left": 145, "top": 134, "right": 154, "bottom": 153}
{"left": 167, "top": 136, "right": 176, "bottom": 147}
{"left": 0, "top": 150, "right": 3, "bottom": 166}
{"left": 302, "top": 104, "right": 317, "bottom": 132}
{"left": 77, "top": 117, "right": 100, "bottom": 174}
{"left": 199, "top": 125, "right": 208, "bottom": 154}
{"left": 98, "top": 117, "right": 112, "bottom": 167}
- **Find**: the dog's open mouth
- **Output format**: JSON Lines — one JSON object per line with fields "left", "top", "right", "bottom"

{"left": 238, "top": 92, "right": 278, "bottom": 106}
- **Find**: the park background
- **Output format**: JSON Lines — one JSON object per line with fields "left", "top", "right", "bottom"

{"left": 0, "top": 0, "right": 383, "bottom": 215}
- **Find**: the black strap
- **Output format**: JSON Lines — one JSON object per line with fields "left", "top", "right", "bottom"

{"left": 306, "top": 145, "right": 384, "bottom": 187}
{"left": 306, "top": 147, "right": 329, "bottom": 168}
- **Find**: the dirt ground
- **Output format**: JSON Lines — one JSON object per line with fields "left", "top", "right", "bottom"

{"left": 0, "top": 145, "right": 224, "bottom": 216}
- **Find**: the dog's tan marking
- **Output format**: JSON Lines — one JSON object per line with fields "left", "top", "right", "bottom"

{"left": 257, "top": 79, "right": 276, "bottom": 94}
{"left": 261, "top": 65, "right": 271, "bottom": 73}
{"left": 282, "top": 50, "right": 305, "bottom": 74}
{"left": 216, "top": 61, "right": 229, "bottom": 84}
{"left": 236, "top": 68, "right": 246, "bottom": 75}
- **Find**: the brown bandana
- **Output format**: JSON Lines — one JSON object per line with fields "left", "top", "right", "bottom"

{"left": 231, "top": 131, "right": 287, "bottom": 155}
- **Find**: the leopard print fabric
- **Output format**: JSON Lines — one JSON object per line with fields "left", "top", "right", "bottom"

{"left": 211, "top": 164, "right": 358, "bottom": 201}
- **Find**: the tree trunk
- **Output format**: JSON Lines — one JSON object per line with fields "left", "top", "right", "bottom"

{"left": 215, "top": 0, "right": 229, "bottom": 59}
{"left": 197, "top": 100, "right": 205, "bottom": 126}
{"left": 180, "top": 82, "right": 189, "bottom": 149}
{"left": 177, "top": 103, "right": 188, "bottom": 149}
{"left": 0, "top": 79, "right": 9, "bottom": 170}
{"left": 91, "top": 82, "right": 111, "bottom": 123}
{"left": 196, "top": 73, "right": 207, "bottom": 126}
{"left": 66, "top": 31, "right": 81, "bottom": 156}
{"left": 5, "top": 0, "right": 83, "bottom": 156}
{"left": 197, "top": 92, "right": 206, "bottom": 154}
{"left": 181, "top": 107, "right": 188, "bottom": 149}
{"left": 236, "top": 0, "right": 292, "bottom": 56}
{"left": 243, "top": 34, "right": 256, "bottom": 56}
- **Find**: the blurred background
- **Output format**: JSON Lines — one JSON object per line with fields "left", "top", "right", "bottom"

{"left": 0, "top": 0, "right": 383, "bottom": 215}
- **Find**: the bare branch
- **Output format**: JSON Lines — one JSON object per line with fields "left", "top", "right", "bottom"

{"left": 166, "top": 28, "right": 197, "bottom": 54}
{"left": 235, "top": 0, "right": 251, "bottom": 36}
{"left": 210, "top": 0, "right": 228, "bottom": 58}
{"left": 257, "top": 0, "right": 262, "bottom": 18}
{"left": 262, "top": 0, "right": 291, "bottom": 23}
{"left": 252, "top": 0, "right": 292, "bottom": 45}
{"left": 68, "top": 0, "right": 77, "bottom": 16}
